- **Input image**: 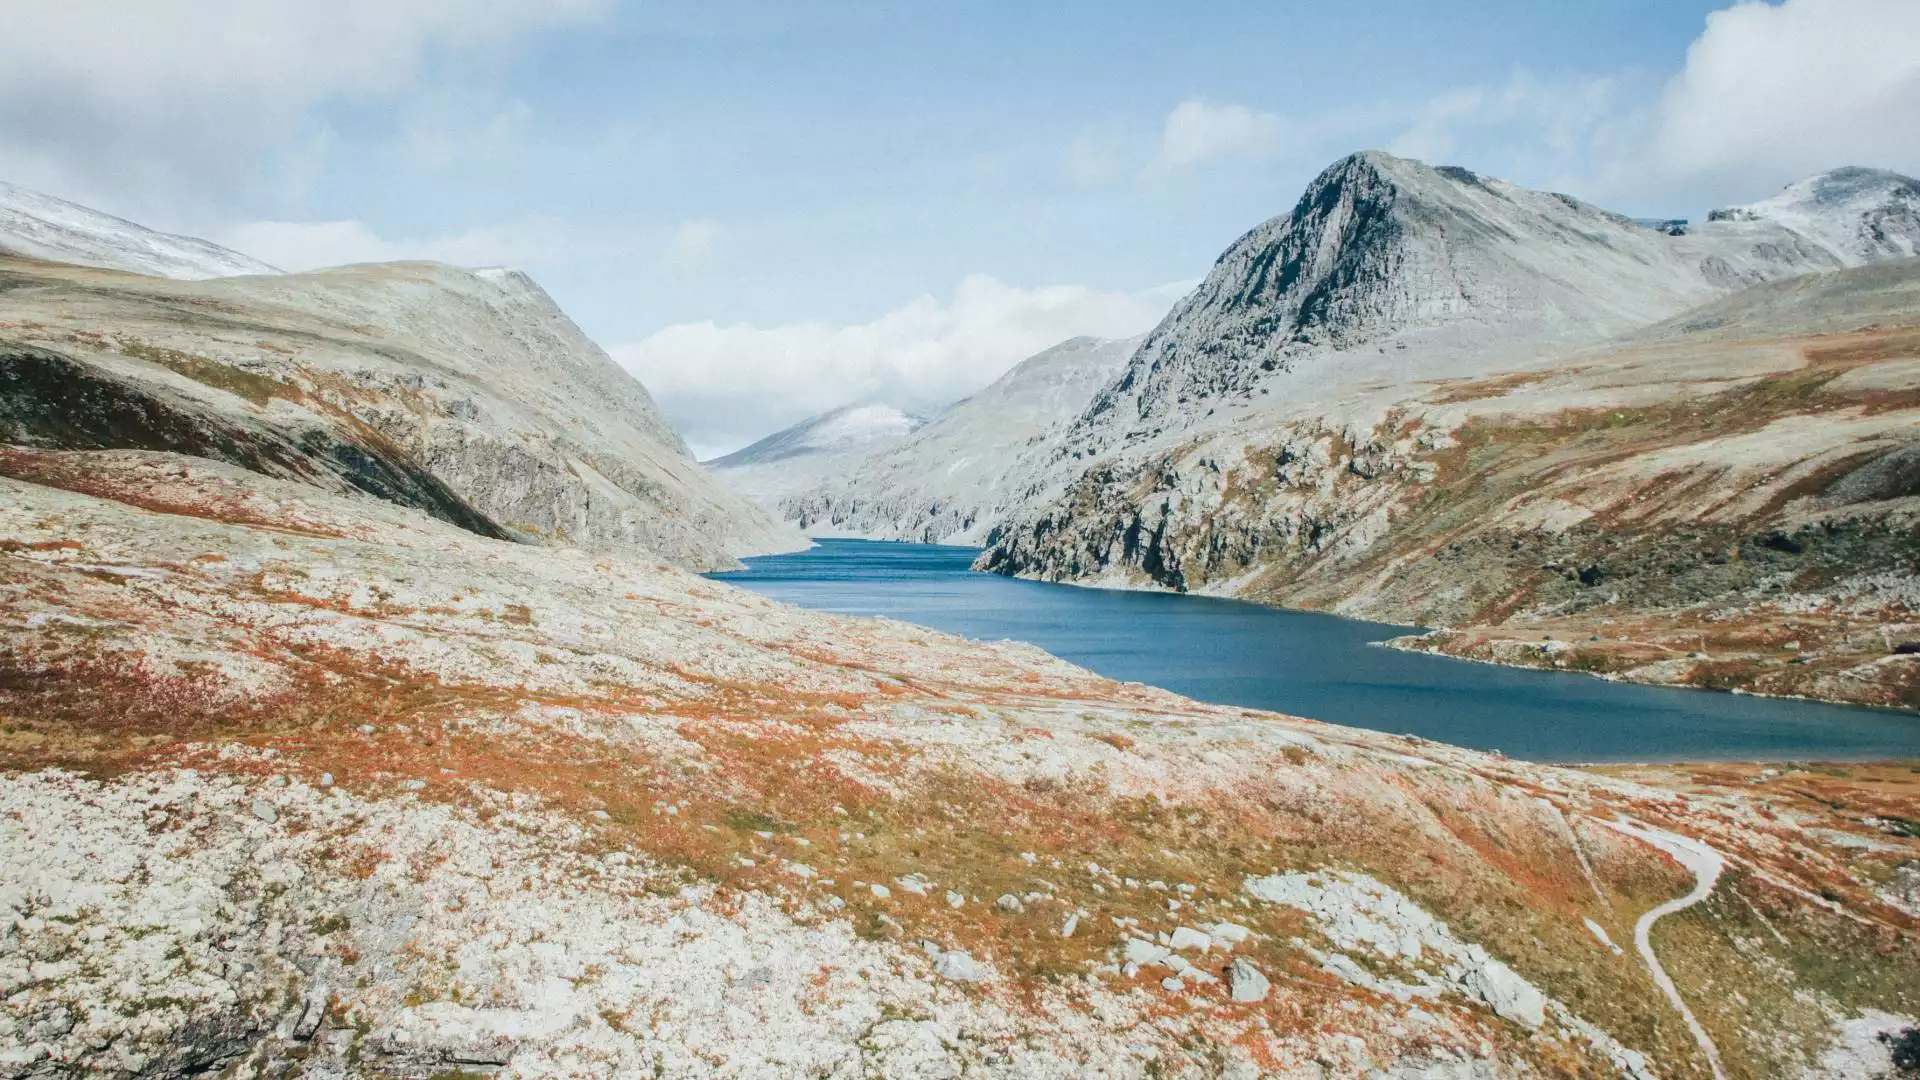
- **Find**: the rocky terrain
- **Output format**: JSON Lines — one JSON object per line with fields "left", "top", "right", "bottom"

{"left": 3, "top": 444, "right": 1919, "bottom": 1078}
{"left": 720, "top": 336, "right": 1137, "bottom": 544}
{"left": 976, "top": 155, "right": 1920, "bottom": 708}
{"left": 0, "top": 245, "right": 803, "bottom": 572}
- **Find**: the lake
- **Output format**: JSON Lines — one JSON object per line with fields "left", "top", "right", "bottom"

{"left": 710, "top": 539, "right": 1920, "bottom": 764}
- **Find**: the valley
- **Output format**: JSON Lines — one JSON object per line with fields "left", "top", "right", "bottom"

{"left": 1, "top": 154, "right": 1917, "bottom": 1079}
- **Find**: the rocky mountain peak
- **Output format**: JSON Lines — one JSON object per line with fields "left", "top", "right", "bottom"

{"left": 1072, "top": 154, "right": 1920, "bottom": 448}
{"left": 1710, "top": 166, "right": 1920, "bottom": 264}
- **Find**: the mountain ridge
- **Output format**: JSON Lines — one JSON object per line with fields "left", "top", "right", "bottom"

{"left": 972, "top": 154, "right": 1920, "bottom": 708}
{"left": 0, "top": 180, "right": 282, "bottom": 279}
{"left": 0, "top": 190, "right": 803, "bottom": 570}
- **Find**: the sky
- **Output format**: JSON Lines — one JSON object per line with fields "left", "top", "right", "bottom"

{"left": 3, "top": 0, "right": 1917, "bottom": 458}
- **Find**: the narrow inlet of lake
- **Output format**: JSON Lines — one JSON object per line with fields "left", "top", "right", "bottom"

{"left": 710, "top": 539, "right": 1920, "bottom": 764}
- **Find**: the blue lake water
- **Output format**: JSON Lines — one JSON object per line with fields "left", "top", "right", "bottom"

{"left": 710, "top": 539, "right": 1920, "bottom": 764}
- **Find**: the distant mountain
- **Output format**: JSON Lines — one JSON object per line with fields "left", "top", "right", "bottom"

{"left": 0, "top": 180, "right": 281, "bottom": 279}
{"left": 781, "top": 335, "right": 1138, "bottom": 542}
{"left": 1709, "top": 166, "right": 1920, "bottom": 265}
{"left": 706, "top": 402, "right": 927, "bottom": 469}
{"left": 0, "top": 190, "right": 801, "bottom": 570}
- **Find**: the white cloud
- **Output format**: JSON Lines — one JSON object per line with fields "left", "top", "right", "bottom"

{"left": 213, "top": 218, "right": 562, "bottom": 272}
{"left": 0, "top": 0, "right": 608, "bottom": 207}
{"left": 611, "top": 275, "right": 1182, "bottom": 459}
{"left": 1386, "top": 74, "right": 1617, "bottom": 166}
{"left": 1159, "top": 100, "right": 1286, "bottom": 168}
{"left": 666, "top": 219, "right": 725, "bottom": 267}
{"left": 1645, "top": 0, "right": 1920, "bottom": 186}
{"left": 1375, "top": 1, "right": 1919, "bottom": 207}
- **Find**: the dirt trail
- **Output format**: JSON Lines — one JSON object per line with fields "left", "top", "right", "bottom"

{"left": 1598, "top": 817, "right": 1729, "bottom": 1080}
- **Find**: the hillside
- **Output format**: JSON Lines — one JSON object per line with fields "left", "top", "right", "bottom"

{"left": 978, "top": 155, "right": 1920, "bottom": 708}
{"left": 704, "top": 402, "right": 928, "bottom": 509}
{"left": 0, "top": 252, "right": 803, "bottom": 572}
{"left": 2, "top": 445, "right": 1916, "bottom": 1077}
{"left": 725, "top": 335, "right": 1137, "bottom": 543}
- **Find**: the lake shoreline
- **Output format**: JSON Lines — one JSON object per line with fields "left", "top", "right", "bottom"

{"left": 714, "top": 539, "right": 1920, "bottom": 764}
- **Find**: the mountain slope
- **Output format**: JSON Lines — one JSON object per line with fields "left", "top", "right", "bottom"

{"left": 1071, "top": 153, "right": 1895, "bottom": 458}
{"left": 759, "top": 335, "right": 1138, "bottom": 543}
{"left": 0, "top": 180, "right": 281, "bottom": 279}
{"left": 2, "top": 446, "right": 1915, "bottom": 1077}
{"left": 1709, "top": 165, "right": 1920, "bottom": 265}
{"left": 708, "top": 402, "right": 927, "bottom": 469}
{"left": 979, "top": 155, "right": 1920, "bottom": 707}
{"left": 703, "top": 402, "right": 928, "bottom": 510}
{"left": 0, "top": 252, "right": 802, "bottom": 570}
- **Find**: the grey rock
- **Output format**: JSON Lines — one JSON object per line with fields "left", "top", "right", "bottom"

{"left": 1227, "top": 958, "right": 1270, "bottom": 1003}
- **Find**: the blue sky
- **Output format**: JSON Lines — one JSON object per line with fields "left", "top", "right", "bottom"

{"left": 4, "top": 0, "right": 1917, "bottom": 454}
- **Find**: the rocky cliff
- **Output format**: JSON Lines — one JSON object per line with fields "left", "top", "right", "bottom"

{"left": 979, "top": 156, "right": 1920, "bottom": 707}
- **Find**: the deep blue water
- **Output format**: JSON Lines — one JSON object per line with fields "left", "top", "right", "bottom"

{"left": 710, "top": 539, "right": 1920, "bottom": 764}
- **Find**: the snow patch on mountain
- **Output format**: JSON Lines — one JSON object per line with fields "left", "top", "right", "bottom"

{"left": 0, "top": 180, "right": 280, "bottom": 279}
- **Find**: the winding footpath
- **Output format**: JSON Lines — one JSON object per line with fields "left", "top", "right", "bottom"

{"left": 1597, "top": 818, "right": 1729, "bottom": 1080}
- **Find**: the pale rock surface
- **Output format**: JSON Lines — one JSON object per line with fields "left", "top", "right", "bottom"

{"left": 0, "top": 181, "right": 280, "bottom": 279}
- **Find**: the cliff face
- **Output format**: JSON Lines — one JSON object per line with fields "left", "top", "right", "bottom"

{"left": 976, "top": 155, "right": 1920, "bottom": 707}
{"left": 0, "top": 256, "right": 803, "bottom": 571}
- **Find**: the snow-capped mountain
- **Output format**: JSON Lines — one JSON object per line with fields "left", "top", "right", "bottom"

{"left": 0, "top": 180, "right": 280, "bottom": 279}
{"left": 778, "top": 334, "right": 1139, "bottom": 542}
{"left": 0, "top": 191, "right": 801, "bottom": 570}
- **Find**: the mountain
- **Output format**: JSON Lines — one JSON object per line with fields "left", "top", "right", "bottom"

{"left": 979, "top": 154, "right": 1920, "bottom": 708}
{"left": 1069, "top": 152, "right": 1894, "bottom": 457}
{"left": 0, "top": 191, "right": 802, "bottom": 571}
{"left": 707, "top": 401, "right": 928, "bottom": 468}
{"left": 708, "top": 335, "right": 1138, "bottom": 543}
{"left": 0, "top": 180, "right": 281, "bottom": 279}
{"left": 777, "top": 335, "right": 1139, "bottom": 542}
{"left": 4, "top": 436, "right": 1915, "bottom": 1078}
{"left": 1708, "top": 165, "right": 1920, "bottom": 265}
{"left": 703, "top": 401, "right": 929, "bottom": 511}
